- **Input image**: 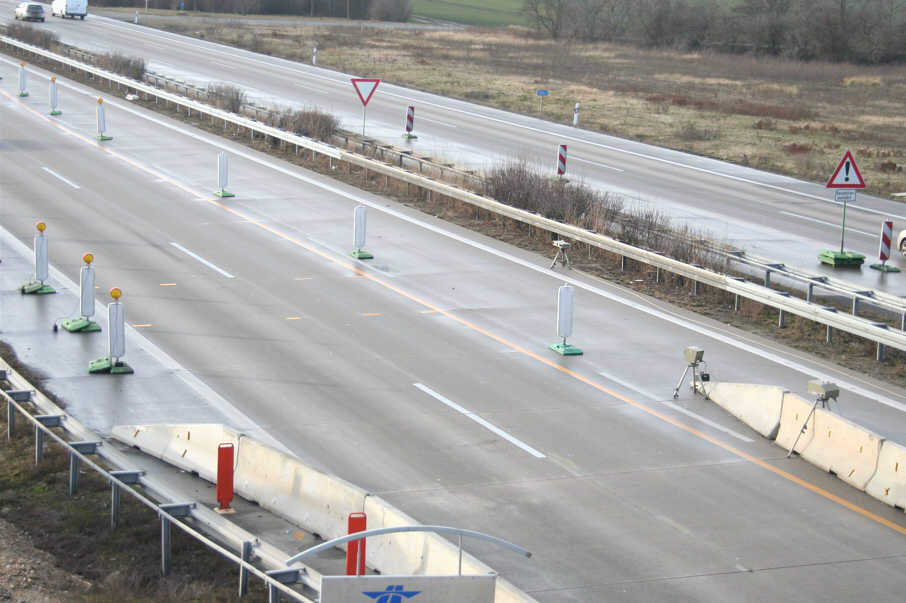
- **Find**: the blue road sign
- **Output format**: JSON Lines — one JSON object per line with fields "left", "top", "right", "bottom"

{"left": 536, "top": 89, "right": 549, "bottom": 97}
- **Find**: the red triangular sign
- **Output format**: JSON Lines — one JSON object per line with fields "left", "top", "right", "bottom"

{"left": 351, "top": 78, "right": 380, "bottom": 107}
{"left": 827, "top": 151, "right": 865, "bottom": 189}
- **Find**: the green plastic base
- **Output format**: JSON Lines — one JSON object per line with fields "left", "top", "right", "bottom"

{"left": 18, "top": 92, "right": 29, "bottom": 97}
{"left": 49, "top": 110, "right": 61, "bottom": 116}
{"left": 214, "top": 190, "right": 235, "bottom": 198}
{"left": 870, "top": 263, "right": 900, "bottom": 272}
{"left": 351, "top": 249, "right": 374, "bottom": 260}
{"left": 61, "top": 317, "right": 101, "bottom": 332}
{"left": 550, "top": 343, "right": 583, "bottom": 356}
{"left": 818, "top": 250, "right": 865, "bottom": 267}
{"left": 403, "top": 133, "right": 418, "bottom": 140}
{"left": 96, "top": 135, "right": 113, "bottom": 141}
{"left": 551, "top": 176, "right": 569, "bottom": 183}
{"left": 20, "top": 281, "right": 56, "bottom": 295}
{"left": 89, "top": 357, "right": 134, "bottom": 374}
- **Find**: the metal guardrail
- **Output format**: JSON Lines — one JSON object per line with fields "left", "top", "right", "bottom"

{"left": 1, "top": 384, "right": 311, "bottom": 602}
{"left": 3, "top": 35, "right": 905, "bottom": 357}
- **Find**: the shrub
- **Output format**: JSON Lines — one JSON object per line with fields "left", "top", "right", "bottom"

{"left": 369, "top": 0, "right": 411, "bottom": 22}
{"left": 208, "top": 83, "right": 246, "bottom": 113}
{"left": 98, "top": 52, "right": 145, "bottom": 80}
{"left": 5, "top": 22, "right": 59, "bottom": 49}
{"left": 272, "top": 107, "right": 339, "bottom": 142}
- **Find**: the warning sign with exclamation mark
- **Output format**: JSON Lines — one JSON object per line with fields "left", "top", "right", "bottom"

{"left": 827, "top": 150, "right": 866, "bottom": 189}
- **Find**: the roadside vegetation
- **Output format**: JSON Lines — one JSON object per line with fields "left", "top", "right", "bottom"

{"left": 132, "top": 16, "right": 906, "bottom": 197}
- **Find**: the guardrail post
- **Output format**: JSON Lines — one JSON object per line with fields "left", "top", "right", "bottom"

{"left": 68, "top": 441, "right": 99, "bottom": 496}
{"left": 827, "top": 325, "right": 833, "bottom": 344}
{"left": 764, "top": 270, "right": 771, "bottom": 288}
{"left": 265, "top": 569, "right": 300, "bottom": 603}
{"left": 6, "top": 402, "right": 14, "bottom": 439}
{"left": 693, "top": 280, "right": 701, "bottom": 296}
{"left": 878, "top": 342, "right": 885, "bottom": 361}
{"left": 734, "top": 294, "right": 741, "bottom": 312}
{"left": 620, "top": 255, "right": 626, "bottom": 272}
{"left": 34, "top": 415, "right": 61, "bottom": 464}
{"left": 109, "top": 471, "right": 141, "bottom": 529}
{"left": 807, "top": 283, "right": 815, "bottom": 302}
{"left": 778, "top": 308, "right": 786, "bottom": 328}
{"left": 238, "top": 540, "right": 252, "bottom": 597}
{"left": 902, "top": 312, "right": 906, "bottom": 331}
{"left": 656, "top": 267, "right": 662, "bottom": 284}
{"left": 852, "top": 297, "right": 859, "bottom": 315}
{"left": 159, "top": 503, "right": 194, "bottom": 576}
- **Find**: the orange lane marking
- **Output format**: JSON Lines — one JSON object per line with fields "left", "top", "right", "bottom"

{"left": 159, "top": 283, "right": 177, "bottom": 286}
{"left": 294, "top": 277, "right": 313, "bottom": 281}
{"left": 286, "top": 317, "right": 301, "bottom": 321}
{"left": 361, "top": 312, "right": 381, "bottom": 317}
{"left": 132, "top": 323, "right": 152, "bottom": 328}
{"left": 9, "top": 89, "right": 904, "bottom": 536}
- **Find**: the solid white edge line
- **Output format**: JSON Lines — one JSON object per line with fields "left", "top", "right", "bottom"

{"left": 9, "top": 61, "right": 906, "bottom": 417}
{"left": 0, "top": 226, "right": 293, "bottom": 455}
{"left": 41, "top": 166, "right": 81, "bottom": 189}
{"left": 596, "top": 369, "right": 755, "bottom": 443}
{"left": 571, "top": 156, "right": 625, "bottom": 172}
{"left": 169, "top": 242, "right": 236, "bottom": 278}
{"left": 779, "top": 211, "right": 875, "bottom": 237}
{"left": 660, "top": 401, "right": 755, "bottom": 444}
{"left": 414, "top": 383, "right": 546, "bottom": 459}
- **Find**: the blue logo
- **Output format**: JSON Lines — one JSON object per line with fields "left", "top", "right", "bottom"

{"left": 362, "top": 585, "right": 421, "bottom": 602}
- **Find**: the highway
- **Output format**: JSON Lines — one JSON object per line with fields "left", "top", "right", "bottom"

{"left": 4, "top": 57, "right": 906, "bottom": 601}
{"left": 1, "top": 3, "right": 906, "bottom": 299}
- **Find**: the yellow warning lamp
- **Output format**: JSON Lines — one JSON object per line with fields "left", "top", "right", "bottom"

{"left": 110, "top": 287, "right": 122, "bottom": 300}
{"left": 83, "top": 253, "right": 94, "bottom": 265}
{"left": 35, "top": 221, "right": 46, "bottom": 233}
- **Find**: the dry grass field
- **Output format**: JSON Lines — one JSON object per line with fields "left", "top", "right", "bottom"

{"left": 145, "top": 17, "right": 906, "bottom": 196}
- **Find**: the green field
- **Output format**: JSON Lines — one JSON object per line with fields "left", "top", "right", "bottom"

{"left": 410, "top": 0, "right": 527, "bottom": 27}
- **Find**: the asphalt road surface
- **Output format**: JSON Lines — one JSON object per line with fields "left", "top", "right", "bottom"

{"left": 2, "top": 2, "right": 906, "bottom": 298}
{"left": 4, "top": 56, "right": 906, "bottom": 602}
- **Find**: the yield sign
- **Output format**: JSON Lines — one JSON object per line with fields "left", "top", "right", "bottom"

{"left": 827, "top": 150, "right": 865, "bottom": 189}
{"left": 351, "top": 78, "right": 380, "bottom": 106}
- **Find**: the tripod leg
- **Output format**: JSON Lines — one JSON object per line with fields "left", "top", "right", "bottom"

{"left": 550, "top": 250, "right": 560, "bottom": 269}
{"left": 673, "top": 365, "right": 690, "bottom": 399}
{"left": 786, "top": 399, "right": 819, "bottom": 458}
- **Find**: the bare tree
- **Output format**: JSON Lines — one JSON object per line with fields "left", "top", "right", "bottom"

{"left": 524, "top": 0, "right": 571, "bottom": 39}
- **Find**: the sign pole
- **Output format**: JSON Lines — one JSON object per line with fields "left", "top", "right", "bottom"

{"left": 362, "top": 105, "right": 366, "bottom": 138}
{"left": 839, "top": 193, "right": 849, "bottom": 254}
{"left": 819, "top": 150, "right": 866, "bottom": 267}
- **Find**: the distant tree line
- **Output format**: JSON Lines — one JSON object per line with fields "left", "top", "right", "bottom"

{"left": 94, "top": 0, "right": 410, "bottom": 21}
{"left": 523, "top": 0, "right": 906, "bottom": 63}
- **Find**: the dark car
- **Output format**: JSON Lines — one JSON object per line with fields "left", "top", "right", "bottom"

{"left": 14, "top": 2, "right": 46, "bottom": 21}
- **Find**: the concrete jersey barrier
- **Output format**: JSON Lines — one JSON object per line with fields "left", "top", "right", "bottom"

{"left": 699, "top": 382, "right": 785, "bottom": 439}
{"left": 865, "top": 441, "right": 906, "bottom": 508}
{"left": 774, "top": 392, "right": 817, "bottom": 453}
{"left": 797, "top": 407, "right": 883, "bottom": 490}
{"left": 112, "top": 424, "right": 537, "bottom": 603}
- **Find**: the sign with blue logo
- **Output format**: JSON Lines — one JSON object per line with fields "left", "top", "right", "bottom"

{"left": 536, "top": 89, "right": 549, "bottom": 96}
{"left": 320, "top": 574, "right": 495, "bottom": 603}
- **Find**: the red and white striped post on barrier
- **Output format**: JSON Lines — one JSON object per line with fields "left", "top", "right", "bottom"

{"left": 556, "top": 144, "right": 567, "bottom": 179}
{"left": 215, "top": 443, "right": 235, "bottom": 514}
{"left": 871, "top": 220, "right": 901, "bottom": 272}
{"left": 346, "top": 512, "right": 367, "bottom": 575}
{"left": 403, "top": 105, "right": 417, "bottom": 140}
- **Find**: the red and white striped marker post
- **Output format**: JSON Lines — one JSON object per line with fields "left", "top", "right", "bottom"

{"left": 871, "top": 220, "right": 900, "bottom": 272}
{"left": 556, "top": 144, "right": 567, "bottom": 180}
{"left": 403, "top": 105, "right": 417, "bottom": 140}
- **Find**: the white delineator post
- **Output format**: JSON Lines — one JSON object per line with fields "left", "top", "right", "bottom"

{"left": 556, "top": 144, "right": 567, "bottom": 178}
{"left": 20, "top": 222, "right": 56, "bottom": 294}
{"left": 80, "top": 255, "right": 96, "bottom": 320}
{"left": 214, "top": 151, "right": 235, "bottom": 197}
{"left": 18, "top": 62, "right": 28, "bottom": 97}
{"left": 49, "top": 77, "right": 61, "bottom": 115}
{"left": 89, "top": 287, "right": 133, "bottom": 374}
{"left": 96, "top": 98, "right": 112, "bottom": 141}
{"left": 550, "top": 284, "right": 582, "bottom": 355}
{"left": 351, "top": 205, "right": 373, "bottom": 260}
{"left": 573, "top": 102, "right": 580, "bottom": 127}
{"left": 312, "top": 46, "right": 318, "bottom": 65}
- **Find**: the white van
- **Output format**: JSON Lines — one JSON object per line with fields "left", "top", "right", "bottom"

{"left": 51, "top": 0, "right": 87, "bottom": 19}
